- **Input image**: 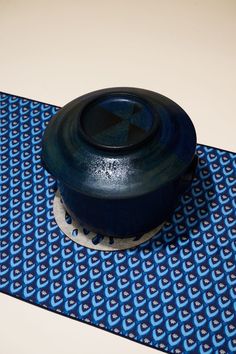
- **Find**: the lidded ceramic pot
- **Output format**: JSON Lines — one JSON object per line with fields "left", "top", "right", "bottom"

{"left": 42, "top": 87, "right": 197, "bottom": 238}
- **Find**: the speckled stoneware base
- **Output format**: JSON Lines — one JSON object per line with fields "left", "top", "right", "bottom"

{"left": 53, "top": 190, "right": 164, "bottom": 251}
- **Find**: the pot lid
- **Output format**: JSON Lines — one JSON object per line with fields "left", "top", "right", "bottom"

{"left": 42, "top": 87, "right": 197, "bottom": 198}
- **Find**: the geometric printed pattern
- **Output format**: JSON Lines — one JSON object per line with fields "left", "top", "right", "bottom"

{"left": 0, "top": 92, "right": 236, "bottom": 354}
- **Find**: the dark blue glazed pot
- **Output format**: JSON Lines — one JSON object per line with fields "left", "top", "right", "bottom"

{"left": 42, "top": 87, "right": 197, "bottom": 237}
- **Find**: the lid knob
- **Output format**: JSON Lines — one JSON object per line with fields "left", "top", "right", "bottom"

{"left": 79, "top": 93, "right": 158, "bottom": 151}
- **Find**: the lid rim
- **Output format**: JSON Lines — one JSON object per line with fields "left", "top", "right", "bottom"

{"left": 41, "top": 87, "right": 197, "bottom": 199}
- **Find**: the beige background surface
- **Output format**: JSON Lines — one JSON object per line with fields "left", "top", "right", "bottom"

{"left": 0, "top": 1, "right": 236, "bottom": 354}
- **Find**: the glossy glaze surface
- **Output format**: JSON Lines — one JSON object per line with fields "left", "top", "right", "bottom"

{"left": 42, "top": 88, "right": 197, "bottom": 236}
{"left": 42, "top": 88, "right": 196, "bottom": 199}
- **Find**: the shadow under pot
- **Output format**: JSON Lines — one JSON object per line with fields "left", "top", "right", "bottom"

{"left": 42, "top": 87, "right": 197, "bottom": 238}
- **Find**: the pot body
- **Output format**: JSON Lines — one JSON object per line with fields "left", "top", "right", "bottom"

{"left": 42, "top": 87, "right": 197, "bottom": 237}
{"left": 58, "top": 155, "right": 197, "bottom": 237}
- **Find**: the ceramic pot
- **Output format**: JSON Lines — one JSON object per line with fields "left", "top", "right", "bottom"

{"left": 42, "top": 87, "right": 197, "bottom": 237}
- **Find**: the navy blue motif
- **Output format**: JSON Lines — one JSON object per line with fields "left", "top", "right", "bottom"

{"left": 0, "top": 92, "right": 236, "bottom": 354}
